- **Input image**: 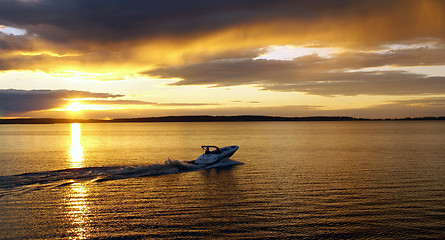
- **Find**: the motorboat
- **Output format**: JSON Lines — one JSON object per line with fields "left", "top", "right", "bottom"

{"left": 192, "top": 145, "right": 239, "bottom": 165}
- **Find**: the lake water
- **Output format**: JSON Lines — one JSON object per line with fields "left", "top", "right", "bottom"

{"left": 0, "top": 121, "right": 444, "bottom": 239}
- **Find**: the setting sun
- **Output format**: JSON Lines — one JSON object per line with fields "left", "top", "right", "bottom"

{"left": 66, "top": 102, "right": 85, "bottom": 112}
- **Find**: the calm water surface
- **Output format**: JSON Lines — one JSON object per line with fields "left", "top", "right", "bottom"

{"left": 0, "top": 122, "right": 444, "bottom": 239}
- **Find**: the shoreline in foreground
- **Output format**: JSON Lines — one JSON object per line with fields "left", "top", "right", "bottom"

{"left": 1, "top": 115, "right": 444, "bottom": 124}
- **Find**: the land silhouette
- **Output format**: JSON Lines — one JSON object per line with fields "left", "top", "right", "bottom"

{"left": 1, "top": 115, "right": 444, "bottom": 124}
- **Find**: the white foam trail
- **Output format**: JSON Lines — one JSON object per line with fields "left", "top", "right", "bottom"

{"left": 0, "top": 158, "right": 244, "bottom": 194}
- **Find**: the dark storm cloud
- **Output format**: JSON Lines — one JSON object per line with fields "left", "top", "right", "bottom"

{"left": 0, "top": 0, "right": 443, "bottom": 74}
{"left": 0, "top": 34, "right": 32, "bottom": 51}
{"left": 0, "top": 0, "right": 443, "bottom": 44}
{"left": 0, "top": 0, "right": 284, "bottom": 43}
{"left": 0, "top": 89, "right": 123, "bottom": 113}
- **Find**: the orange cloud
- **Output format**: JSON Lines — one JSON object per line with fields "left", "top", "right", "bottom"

{"left": 0, "top": 0, "right": 443, "bottom": 74}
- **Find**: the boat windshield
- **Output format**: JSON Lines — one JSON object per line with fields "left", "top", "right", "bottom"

{"left": 202, "top": 145, "right": 220, "bottom": 154}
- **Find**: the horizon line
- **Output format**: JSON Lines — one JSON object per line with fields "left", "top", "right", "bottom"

{"left": 1, "top": 115, "right": 444, "bottom": 124}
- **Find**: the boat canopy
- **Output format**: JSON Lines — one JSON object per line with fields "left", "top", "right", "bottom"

{"left": 201, "top": 145, "right": 220, "bottom": 154}
{"left": 201, "top": 145, "right": 219, "bottom": 150}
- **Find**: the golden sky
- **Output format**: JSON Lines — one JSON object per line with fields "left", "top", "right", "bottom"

{"left": 0, "top": 0, "right": 444, "bottom": 118}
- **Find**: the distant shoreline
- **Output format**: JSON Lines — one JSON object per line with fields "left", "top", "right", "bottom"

{"left": 1, "top": 115, "right": 444, "bottom": 124}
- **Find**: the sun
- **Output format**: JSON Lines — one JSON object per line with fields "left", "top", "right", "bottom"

{"left": 65, "top": 102, "right": 85, "bottom": 112}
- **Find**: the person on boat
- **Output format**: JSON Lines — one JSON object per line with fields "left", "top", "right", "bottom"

{"left": 204, "top": 146, "right": 221, "bottom": 154}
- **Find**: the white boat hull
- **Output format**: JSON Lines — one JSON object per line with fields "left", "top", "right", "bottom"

{"left": 193, "top": 145, "right": 239, "bottom": 165}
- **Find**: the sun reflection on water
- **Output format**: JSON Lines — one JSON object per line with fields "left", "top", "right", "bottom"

{"left": 66, "top": 123, "right": 92, "bottom": 239}
{"left": 66, "top": 182, "right": 91, "bottom": 239}
{"left": 69, "top": 123, "right": 84, "bottom": 168}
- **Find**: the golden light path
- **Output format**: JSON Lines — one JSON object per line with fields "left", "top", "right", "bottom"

{"left": 69, "top": 123, "right": 84, "bottom": 168}
{"left": 67, "top": 123, "right": 91, "bottom": 239}
{"left": 67, "top": 182, "right": 91, "bottom": 240}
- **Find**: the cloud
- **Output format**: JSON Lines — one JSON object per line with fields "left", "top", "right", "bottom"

{"left": 230, "top": 100, "right": 260, "bottom": 104}
{"left": 82, "top": 99, "right": 219, "bottom": 106}
{"left": 0, "top": 89, "right": 221, "bottom": 116}
{"left": 145, "top": 43, "right": 445, "bottom": 96}
{"left": 21, "top": 104, "right": 325, "bottom": 119}
{"left": 0, "top": 0, "right": 444, "bottom": 73}
{"left": 0, "top": 1, "right": 444, "bottom": 118}
{"left": 0, "top": 89, "right": 122, "bottom": 114}
{"left": 338, "top": 97, "right": 445, "bottom": 118}
{"left": 153, "top": 97, "right": 445, "bottom": 118}
{"left": 154, "top": 102, "right": 219, "bottom": 106}
{"left": 19, "top": 97, "right": 445, "bottom": 119}
{"left": 266, "top": 74, "right": 445, "bottom": 96}
{"left": 1, "top": 0, "right": 443, "bottom": 44}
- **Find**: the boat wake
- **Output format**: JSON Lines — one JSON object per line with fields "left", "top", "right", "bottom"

{"left": 0, "top": 158, "right": 243, "bottom": 196}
